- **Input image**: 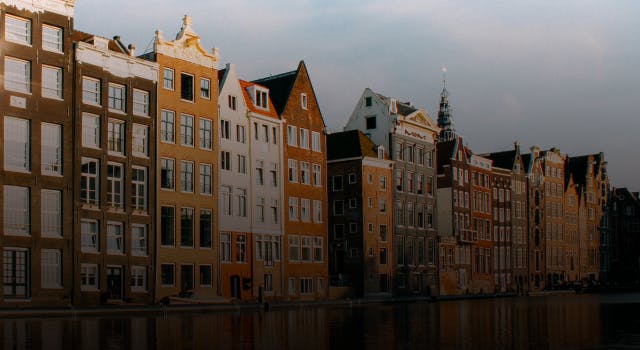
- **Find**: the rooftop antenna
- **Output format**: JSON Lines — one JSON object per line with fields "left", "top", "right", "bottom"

{"left": 442, "top": 66, "right": 447, "bottom": 89}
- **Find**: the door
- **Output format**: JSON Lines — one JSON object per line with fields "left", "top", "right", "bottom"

{"left": 107, "top": 266, "right": 123, "bottom": 300}
{"left": 230, "top": 275, "right": 241, "bottom": 299}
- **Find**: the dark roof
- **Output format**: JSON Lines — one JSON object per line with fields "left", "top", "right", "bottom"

{"left": 521, "top": 153, "right": 532, "bottom": 172}
{"left": 217, "top": 68, "right": 227, "bottom": 84}
{"left": 71, "top": 30, "right": 130, "bottom": 55}
{"left": 396, "top": 101, "right": 417, "bottom": 116}
{"left": 327, "top": 130, "right": 378, "bottom": 161}
{"left": 567, "top": 155, "right": 589, "bottom": 188}
{"left": 253, "top": 70, "right": 297, "bottom": 115}
{"left": 483, "top": 150, "right": 516, "bottom": 170}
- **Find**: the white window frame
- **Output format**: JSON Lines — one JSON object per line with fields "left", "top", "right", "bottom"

{"left": 163, "top": 68, "right": 174, "bottom": 90}
{"left": 82, "top": 113, "right": 100, "bottom": 149}
{"left": 130, "top": 266, "right": 147, "bottom": 292}
{"left": 81, "top": 219, "right": 99, "bottom": 253}
{"left": 107, "top": 119, "right": 125, "bottom": 156}
{"left": 41, "top": 249, "right": 62, "bottom": 289}
{"left": 41, "top": 122, "right": 62, "bottom": 175}
{"left": 287, "top": 125, "right": 297, "bottom": 147}
{"left": 107, "top": 83, "right": 126, "bottom": 112}
{"left": 4, "top": 56, "right": 30, "bottom": 93}
{"left": 106, "top": 162, "right": 124, "bottom": 209}
{"left": 301, "top": 198, "right": 311, "bottom": 222}
{"left": 131, "top": 224, "right": 148, "bottom": 256}
{"left": 200, "top": 78, "right": 211, "bottom": 99}
{"left": 288, "top": 159, "right": 298, "bottom": 183}
{"left": 41, "top": 65, "right": 63, "bottom": 99}
{"left": 181, "top": 160, "right": 194, "bottom": 193}
{"left": 42, "top": 24, "right": 63, "bottom": 53}
{"left": 199, "top": 118, "right": 213, "bottom": 150}
{"left": 80, "top": 264, "right": 99, "bottom": 291}
{"left": 41, "top": 189, "right": 62, "bottom": 238}
{"left": 4, "top": 116, "right": 30, "bottom": 172}
{"left": 313, "top": 200, "right": 322, "bottom": 223}
{"left": 3, "top": 185, "right": 30, "bottom": 235}
{"left": 289, "top": 197, "right": 299, "bottom": 221}
{"left": 131, "top": 166, "right": 147, "bottom": 211}
{"left": 132, "top": 89, "right": 150, "bottom": 117}
{"left": 299, "top": 128, "right": 309, "bottom": 149}
{"left": 5, "top": 14, "right": 31, "bottom": 45}
{"left": 82, "top": 76, "right": 101, "bottom": 105}
{"left": 132, "top": 123, "right": 149, "bottom": 157}
{"left": 107, "top": 221, "right": 124, "bottom": 255}
{"left": 311, "top": 131, "right": 321, "bottom": 152}
{"left": 180, "top": 114, "right": 194, "bottom": 147}
{"left": 160, "top": 110, "right": 175, "bottom": 143}
{"left": 312, "top": 163, "right": 321, "bottom": 187}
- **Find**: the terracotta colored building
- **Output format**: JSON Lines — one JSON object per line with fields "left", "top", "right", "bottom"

{"left": 0, "top": 0, "right": 75, "bottom": 307}
{"left": 563, "top": 176, "right": 580, "bottom": 282}
{"left": 469, "top": 154, "right": 494, "bottom": 293}
{"left": 145, "top": 16, "right": 219, "bottom": 302}
{"left": 327, "top": 130, "right": 394, "bottom": 297}
{"left": 72, "top": 32, "right": 158, "bottom": 305}
{"left": 541, "top": 148, "right": 566, "bottom": 287}
{"left": 254, "top": 61, "right": 329, "bottom": 300}
{"left": 522, "top": 148, "right": 546, "bottom": 290}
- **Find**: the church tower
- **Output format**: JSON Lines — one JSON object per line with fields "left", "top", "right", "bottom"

{"left": 437, "top": 69, "right": 456, "bottom": 142}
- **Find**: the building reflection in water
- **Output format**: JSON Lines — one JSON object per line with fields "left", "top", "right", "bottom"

{"left": 2, "top": 294, "right": 637, "bottom": 349}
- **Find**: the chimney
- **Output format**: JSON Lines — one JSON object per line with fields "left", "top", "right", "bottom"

{"left": 128, "top": 44, "right": 136, "bottom": 56}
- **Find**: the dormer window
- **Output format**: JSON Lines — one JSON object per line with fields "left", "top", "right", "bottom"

{"left": 390, "top": 99, "right": 397, "bottom": 114}
{"left": 255, "top": 89, "right": 268, "bottom": 109}
{"left": 301, "top": 93, "right": 308, "bottom": 110}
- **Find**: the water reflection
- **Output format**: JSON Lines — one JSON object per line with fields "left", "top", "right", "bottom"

{"left": 2, "top": 294, "right": 639, "bottom": 349}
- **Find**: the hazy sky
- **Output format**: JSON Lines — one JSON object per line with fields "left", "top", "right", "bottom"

{"left": 75, "top": 0, "right": 640, "bottom": 189}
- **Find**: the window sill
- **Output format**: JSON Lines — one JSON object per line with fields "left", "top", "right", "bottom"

{"left": 82, "top": 101, "right": 102, "bottom": 108}
{"left": 80, "top": 249, "right": 99, "bottom": 254}
{"left": 42, "top": 95, "right": 64, "bottom": 101}
{"left": 80, "top": 288, "right": 100, "bottom": 293}
{"left": 41, "top": 172, "right": 63, "bottom": 177}
{"left": 160, "top": 188, "right": 175, "bottom": 192}
{"left": 108, "top": 109, "right": 127, "bottom": 115}
{"left": 43, "top": 48, "right": 64, "bottom": 55}
{"left": 4, "top": 168, "right": 31, "bottom": 174}
{"left": 133, "top": 113, "right": 150, "bottom": 118}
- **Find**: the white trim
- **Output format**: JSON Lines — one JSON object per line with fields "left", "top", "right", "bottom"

{"left": 75, "top": 41, "right": 158, "bottom": 81}
{"left": 2, "top": 0, "right": 75, "bottom": 17}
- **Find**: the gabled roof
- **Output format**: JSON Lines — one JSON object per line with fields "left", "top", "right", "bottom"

{"left": 374, "top": 92, "right": 417, "bottom": 116}
{"left": 482, "top": 150, "right": 516, "bottom": 170}
{"left": 567, "top": 155, "right": 589, "bottom": 188}
{"left": 71, "top": 30, "right": 129, "bottom": 55}
{"left": 327, "top": 130, "right": 379, "bottom": 161}
{"left": 253, "top": 70, "right": 296, "bottom": 115}
{"left": 239, "top": 80, "right": 279, "bottom": 120}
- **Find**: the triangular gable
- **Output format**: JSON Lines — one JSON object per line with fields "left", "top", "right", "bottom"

{"left": 155, "top": 15, "right": 218, "bottom": 68}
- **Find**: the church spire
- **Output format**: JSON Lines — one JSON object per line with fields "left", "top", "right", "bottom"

{"left": 438, "top": 67, "right": 456, "bottom": 142}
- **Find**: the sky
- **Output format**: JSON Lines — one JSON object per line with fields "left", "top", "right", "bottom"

{"left": 75, "top": 0, "right": 640, "bottom": 189}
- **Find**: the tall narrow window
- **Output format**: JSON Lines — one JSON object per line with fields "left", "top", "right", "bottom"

{"left": 133, "top": 89, "right": 150, "bottom": 116}
{"left": 40, "top": 123, "right": 62, "bottom": 175}
{"left": 160, "top": 110, "right": 175, "bottom": 143}
{"left": 181, "top": 208, "right": 194, "bottom": 247}
{"left": 199, "top": 163, "right": 212, "bottom": 195}
{"left": 41, "top": 249, "right": 62, "bottom": 289}
{"left": 42, "top": 65, "right": 62, "bottom": 99}
{"left": 4, "top": 248, "right": 30, "bottom": 298}
{"left": 301, "top": 93, "right": 308, "bottom": 109}
{"left": 161, "top": 158, "right": 175, "bottom": 190}
{"left": 300, "top": 162, "right": 310, "bottom": 185}
{"left": 107, "top": 163, "right": 124, "bottom": 209}
{"left": 132, "top": 124, "right": 149, "bottom": 157}
{"left": 82, "top": 77, "right": 100, "bottom": 105}
{"left": 4, "top": 57, "right": 30, "bottom": 93}
{"left": 161, "top": 206, "right": 175, "bottom": 246}
{"left": 313, "top": 200, "right": 322, "bottom": 223}
{"left": 181, "top": 73, "right": 194, "bottom": 101}
{"left": 3, "top": 186, "right": 30, "bottom": 235}
{"left": 107, "top": 119, "right": 125, "bottom": 155}
{"left": 4, "top": 116, "right": 30, "bottom": 172}
{"left": 299, "top": 128, "right": 309, "bottom": 149}
{"left": 228, "top": 95, "right": 237, "bottom": 110}
{"left": 287, "top": 125, "right": 297, "bottom": 146}
{"left": 220, "top": 120, "right": 230, "bottom": 139}
{"left": 199, "top": 118, "right": 212, "bottom": 150}
{"left": 180, "top": 114, "right": 194, "bottom": 146}
{"left": 288, "top": 159, "right": 298, "bottom": 183}
{"left": 131, "top": 166, "right": 147, "bottom": 211}
{"left": 108, "top": 84, "right": 126, "bottom": 112}
{"left": 80, "top": 158, "right": 99, "bottom": 205}
{"left": 181, "top": 161, "right": 194, "bottom": 193}
{"left": 107, "top": 222, "right": 124, "bottom": 254}
{"left": 312, "top": 131, "right": 321, "bottom": 152}
{"left": 200, "top": 209, "right": 212, "bottom": 248}
{"left": 41, "top": 189, "right": 62, "bottom": 238}
{"left": 82, "top": 113, "right": 100, "bottom": 148}
{"left": 131, "top": 266, "right": 147, "bottom": 292}
{"left": 220, "top": 233, "right": 231, "bottom": 262}
{"left": 163, "top": 68, "right": 174, "bottom": 90}
{"left": 200, "top": 78, "right": 210, "bottom": 99}
{"left": 237, "top": 189, "right": 247, "bottom": 217}
{"left": 81, "top": 219, "right": 99, "bottom": 252}
{"left": 289, "top": 197, "right": 299, "bottom": 221}
{"left": 42, "top": 24, "right": 63, "bottom": 52}
{"left": 312, "top": 164, "right": 321, "bottom": 186}
{"left": 131, "top": 224, "right": 147, "bottom": 256}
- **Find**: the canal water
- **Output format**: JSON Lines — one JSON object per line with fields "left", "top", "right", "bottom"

{"left": 2, "top": 293, "right": 639, "bottom": 349}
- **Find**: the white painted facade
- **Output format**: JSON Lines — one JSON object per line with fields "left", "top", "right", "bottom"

{"left": 343, "top": 88, "right": 395, "bottom": 149}
{"left": 75, "top": 41, "right": 158, "bottom": 81}
{"left": 218, "top": 64, "right": 251, "bottom": 234}
{"left": 1, "top": 0, "right": 75, "bottom": 17}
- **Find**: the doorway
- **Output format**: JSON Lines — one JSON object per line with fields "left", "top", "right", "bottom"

{"left": 107, "top": 266, "right": 123, "bottom": 300}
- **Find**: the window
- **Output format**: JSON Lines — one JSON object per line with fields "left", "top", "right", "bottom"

{"left": 312, "top": 164, "right": 321, "bottom": 186}
{"left": 299, "top": 128, "right": 309, "bottom": 149}
{"left": 289, "top": 278, "right": 296, "bottom": 295}
{"left": 108, "top": 84, "right": 126, "bottom": 112}
{"left": 82, "top": 113, "right": 100, "bottom": 148}
{"left": 272, "top": 126, "right": 278, "bottom": 144}
{"left": 41, "top": 190, "right": 62, "bottom": 237}
{"left": 200, "top": 209, "right": 212, "bottom": 248}
{"left": 301, "top": 162, "right": 310, "bottom": 185}
{"left": 5, "top": 15, "right": 31, "bottom": 45}
{"left": 131, "top": 224, "right": 147, "bottom": 256}
{"left": 300, "top": 278, "right": 313, "bottom": 294}
{"left": 270, "top": 163, "right": 279, "bottom": 187}
{"left": 160, "top": 264, "right": 175, "bottom": 286}
{"left": 236, "top": 234, "right": 247, "bottom": 263}
{"left": 131, "top": 166, "right": 147, "bottom": 211}
{"left": 181, "top": 208, "right": 194, "bottom": 247}
{"left": 255, "top": 89, "right": 268, "bottom": 109}
{"left": 349, "top": 198, "right": 357, "bottom": 208}
{"left": 181, "top": 161, "right": 194, "bottom": 193}
{"left": 160, "top": 110, "right": 175, "bottom": 143}
{"left": 365, "top": 96, "right": 372, "bottom": 107}
{"left": 262, "top": 124, "right": 269, "bottom": 143}
{"left": 220, "top": 233, "right": 231, "bottom": 262}
{"left": 133, "top": 89, "right": 149, "bottom": 116}
{"left": 349, "top": 222, "right": 358, "bottom": 233}
{"left": 313, "top": 200, "right": 322, "bottom": 223}
{"left": 348, "top": 173, "right": 356, "bottom": 184}
{"left": 161, "top": 206, "right": 175, "bottom": 246}
{"left": 161, "top": 67, "right": 175, "bottom": 89}
{"left": 107, "top": 221, "right": 124, "bottom": 254}
{"left": 160, "top": 158, "right": 175, "bottom": 190}
{"left": 221, "top": 186, "right": 232, "bottom": 216}
{"left": 3, "top": 116, "right": 30, "bottom": 172}
{"left": 313, "top": 237, "right": 323, "bottom": 262}
{"left": 237, "top": 155, "right": 247, "bottom": 174}
{"left": 425, "top": 150, "right": 433, "bottom": 168}
{"left": 264, "top": 274, "right": 273, "bottom": 293}
{"left": 81, "top": 219, "right": 99, "bottom": 252}
{"left": 312, "top": 131, "right": 321, "bottom": 152}
{"left": 38, "top": 123, "right": 62, "bottom": 175}
{"left": 334, "top": 224, "right": 345, "bottom": 240}
{"left": 302, "top": 237, "right": 313, "bottom": 262}
{"left": 256, "top": 197, "right": 265, "bottom": 222}
{"left": 379, "top": 198, "right": 387, "bottom": 213}
{"left": 333, "top": 200, "right": 345, "bottom": 216}
{"left": 301, "top": 198, "right": 311, "bottom": 222}
{"left": 301, "top": 93, "right": 308, "bottom": 109}
{"left": 181, "top": 73, "right": 194, "bottom": 101}
{"left": 200, "top": 265, "right": 212, "bottom": 286}
{"left": 379, "top": 224, "right": 388, "bottom": 242}
{"left": 236, "top": 125, "right": 246, "bottom": 143}
{"left": 107, "top": 119, "right": 125, "bottom": 155}
{"left": 42, "top": 24, "right": 64, "bottom": 52}
{"left": 180, "top": 114, "right": 194, "bottom": 146}
{"left": 228, "top": 95, "right": 237, "bottom": 110}
{"left": 82, "top": 77, "right": 100, "bottom": 105}
{"left": 287, "top": 125, "right": 297, "bottom": 146}
{"left": 3, "top": 186, "right": 30, "bottom": 235}
{"left": 271, "top": 199, "right": 279, "bottom": 224}
{"left": 80, "top": 263, "right": 98, "bottom": 291}
{"left": 200, "top": 163, "right": 212, "bottom": 195}
{"left": 289, "top": 197, "right": 299, "bottom": 221}
{"left": 200, "top": 78, "right": 210, "bottom": 99}
{"left": 366, "top": 116, "right": 376, "bottom": 129}
{"left": 256, "top": 160, "right": 264, "bottom": 185}
{"left": 288, "top": 159, "right": 298, "bottom": 183}
{"left": 289, "top": 235, "right": 300, "bottom": 262}
{"left": 332, "top": 175, "right": 343, "bottom": 191}
{"left": 132, "top": 124, "right": 149, "bottom": 157}
{"left": 221, "top": 151, "right": 231, "bottom": 171}
{"left": 220, "top": 120, "right": 230, "bottom": 139}
{"left": 106, "top": 163, "right": 124, "bottom": 209}
{"left": 131, "top": 266, "right": 147, "bottom": 292}
{"left": 237, "top": 189, "right": 247, "bottom": 217}
{"left": 80, "top": 158, "right": 99, "bottom": 205}
{"left": 199, "top": 118, "right": 212, "bottom": 149}
{"left": 42, "top": 65, "right": 62, "bottom": 99}
{"left": 41, "top": 249, "right": 61, "bottom": 289}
